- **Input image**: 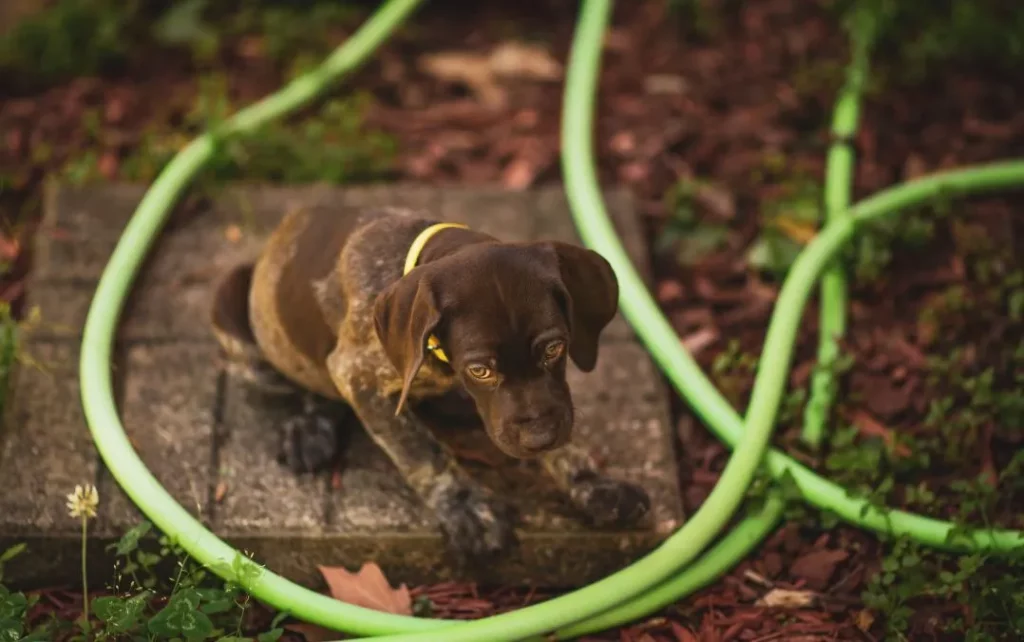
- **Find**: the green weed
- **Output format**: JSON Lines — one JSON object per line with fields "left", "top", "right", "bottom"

{"left": 862, "top": 538, "right": 1024, "bottom": 641}
{"left": 746, "top": 175, "right": 820, "bottom": 279}
{"left": 655, "top": 177, "right": 732, "bottom": 266}
{"left": 0, "top": 303, "right": 18, "bottom": 415}
{"left": 0, "top": 515, "right": 290, "bottom": 642}
{"left": 828, "top": 0, "right": 1024, "bottom": 81}
{"left": 710, "top": 340, "right": 758, "bottom": 408}
{"left": 115, "top": 78, "right": 396, "bottom": 185}
{"left": 0, "top": 0, "right": 143, "bottom": 87}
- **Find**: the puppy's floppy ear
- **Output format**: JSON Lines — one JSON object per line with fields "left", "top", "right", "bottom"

{"left": 550, "top": 242, "right": 619, "bottom": 371}
{"left": 373, "top": 270, "right": 442, "bottom": 415}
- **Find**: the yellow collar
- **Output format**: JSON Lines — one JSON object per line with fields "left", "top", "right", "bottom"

{"left": 403, "top": 222, "right": 468, "bottom": 364}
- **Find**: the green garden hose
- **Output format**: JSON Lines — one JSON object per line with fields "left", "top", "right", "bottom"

{"left": 801, "top": 5, "right": 877, "bottom": 450}
{"left": 77, "top": 0, "right": 1024, "bottom": 640}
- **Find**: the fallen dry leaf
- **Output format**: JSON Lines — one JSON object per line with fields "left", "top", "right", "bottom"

{"left": 214, "top": 481, "right": 228, "bottom": 503}
{"left": 0, "top": 233, "right": 20, "bottom": 261}
{"left": 488, "top": 41, "right": 562, "bottom": 81}
{"left": 671, "top": 621, "right": 699, "bottom": 642}
{"left": 98, "top": 151, "right": 119, "bottom": 180}
{"left": 502, "top": 157, "right": 537, "bottom": 190}
{"left": 757, "top": 588, "right": 818, "bottom": 609}
{"left": 319, "top": 562, "right": 412, "bottom": 615}
{"left": 772, "top": 217, "right": 817, "bottom": 244}
{"left": 417, "top": 52, "right": 505, "bottom": 110}
{"left": 680, "top": 327, "right": 719, "bottom": 356}
{"left": 855, "top": 609, "right": 875, "bottom": 632}
{"left": 789, "top": 549, "right": 849, "bottom": 591}
{"left": 851, "top": 410, "right": 911, "bottom": 457}
{"left": 418, "top": 41, "right": 560, "bottom": 111}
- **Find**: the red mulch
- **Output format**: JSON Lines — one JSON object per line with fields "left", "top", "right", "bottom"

{"left": 3, "top": 0, "right": 1023, "bottom": 640}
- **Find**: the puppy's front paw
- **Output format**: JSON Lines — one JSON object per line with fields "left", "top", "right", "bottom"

{"left": 277, "top": 412, "right": 343, "bottom": 474}
{"left": 569, "top": 475, "right": 651, "bottom": 527}
{"left": 433, "top": 482, "right": 517, "bottom": 564}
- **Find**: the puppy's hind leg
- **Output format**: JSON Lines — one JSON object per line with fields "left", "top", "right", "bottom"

{"left": 276, "top": 392, "right": 353, "bottom": 475}
{"left": 211, "top": 262, "right": 352, "bottom": 474}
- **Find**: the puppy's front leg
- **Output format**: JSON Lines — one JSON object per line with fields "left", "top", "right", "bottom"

{"left": 541, "top": 444, "right": 651, "bottom": 527}
{"left": 332, "top": 365, "right": 517, "bottom": 561}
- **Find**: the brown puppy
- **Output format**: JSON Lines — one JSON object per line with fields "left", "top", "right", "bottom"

{"left": 211, "top": 203, "right": 651, "bottom": 562}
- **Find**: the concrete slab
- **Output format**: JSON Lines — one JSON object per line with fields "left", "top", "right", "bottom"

{"left": 2, "top": 181, "right": 683, "bottom": 589}
{"left": 98, "top": 343, "right": 219, "bottom": 531}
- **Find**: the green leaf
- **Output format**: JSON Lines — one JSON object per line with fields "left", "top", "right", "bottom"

{"left": 93, "top": 592, "right": 149, "bottom": 633}
{"left": 0, "top": 618, "right": 23, "bottom": 642}
{"left": 199, "top": 599, "right": 234, "bottom": 616}
{"left": 92, "top": 596, "right": 125, "bottom": 621}
{"left": 136, "top": 551, "right": 162, "bottom": 568}
{"left": 152, "top": 0, "right": 219, "bottom": 58}
{"left": 215, "top": 637, "right": 250, "bottom": 642}
{"left": 269, "top": 611, "right": 289, "bottom": 630}
{"left": 676, "top": 225, "right": 730, "bottom": 266}
{"left": 18, "top": 625, "right": 54, "bottom": 642}
{"left": 257, "top": 630, "right": 283, "bottom": 642}
{"left": 0, "top": 544, "right": 25, "bottom": 564}
{"left": 0, "top": 591, "right": 27, "bottom": 620}
{"left": 110, "top": 522, "right": 152, "bottom": 557}
{"left": 169, "top": 589, "right": 203, "bottom": 611}
{"left": 147, "top": 595, "right": 214, "bottom": 640}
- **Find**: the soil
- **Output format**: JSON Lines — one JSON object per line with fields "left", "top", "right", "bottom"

{"left": 2, "top": 0, "right": 1023, "bottom": 640}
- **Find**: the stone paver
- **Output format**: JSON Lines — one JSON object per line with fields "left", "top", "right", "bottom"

{"left": 1, "top": 181, "right": 683, "bottom": 589}
{"left": 99, "top": 343, "right": 220, "bottom": 531}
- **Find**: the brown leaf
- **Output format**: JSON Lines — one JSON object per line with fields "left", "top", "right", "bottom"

{"left": 680, "top": 327, "right": 718, "bottom": 357}
{"left": 98, "top": 151, "right": 119, "bottom": 180}
{"left": 851, "top": 410, "right": 910, "bottom": 457}
{"left": 772, "top": 217, "right": 816, "bottom": 244}
{"left": 502, "top": 157, "right": 537, "bottom": 190}
{"left": 855, "top": 609, "right": 875, "bottom": 631}
{"left": 671, "top": 621, "right": 699, "bottom": 642}
{"left": 789, "top": 549, "right": 849, "bottom": 591}
{"left": 318, "top": 562, "right": 412, "bottom": 615}
{"left": 0, "top": 233, "right": 20, "bottom": 261}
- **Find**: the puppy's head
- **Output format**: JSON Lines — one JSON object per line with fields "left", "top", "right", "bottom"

{"left": 373, "top": 241, "right": 618, "bottom": 458}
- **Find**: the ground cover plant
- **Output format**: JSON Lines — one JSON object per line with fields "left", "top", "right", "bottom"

{"left": 1, "top": 0, "right": 1023, "bottom": 639}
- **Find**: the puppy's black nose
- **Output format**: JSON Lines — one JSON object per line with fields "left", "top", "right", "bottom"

{"left": 519, "top": 426, "right": 557, "bottom": 451}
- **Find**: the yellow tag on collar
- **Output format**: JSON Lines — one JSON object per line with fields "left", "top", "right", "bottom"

{"left": 403, "top": 222, "right": 468, "bottom": 364}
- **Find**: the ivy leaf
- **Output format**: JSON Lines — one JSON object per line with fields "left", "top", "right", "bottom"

{"left": 0, "top": 618, "right": 23, "bottom": 642}
{"left": 18, "top": 625, "right": 53, "bottom": 642}
{"left": 0, "top": 544, "right": 25, "bottom": 564}
{"left": 200, "top": 599, "right": 235, "bottom": 615}
{"left": 0, "top": 590, "right": 26, "bottom": 620}
{"left": 93, "top": 592, "right": 149, "bottom": 633}
{"left": 148, "top": 589, "right": 213, "bottom": 641}
{"left": 257, "top": 629, "right": 283, "bottom": 642}
{"left": 109, "top": 521, "right": 152, "bottom": 557}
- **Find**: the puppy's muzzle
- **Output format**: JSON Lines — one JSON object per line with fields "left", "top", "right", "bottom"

{"left": 509, "top": 408, "right": 570, "bottom": 454}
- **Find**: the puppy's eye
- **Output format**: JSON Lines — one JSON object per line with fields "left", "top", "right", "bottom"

{"left": 543, "top": 340, "right": 565, "bottom": 362}
{"left": 466, "top": 364, "right": 493, "bottom": 380}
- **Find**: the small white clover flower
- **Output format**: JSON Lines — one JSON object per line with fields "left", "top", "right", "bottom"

{"left": 66, "top": 483, "right": 99, "bottom": 520}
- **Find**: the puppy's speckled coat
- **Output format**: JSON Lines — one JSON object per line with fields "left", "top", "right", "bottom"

{"left": 211, "top": 203, "right": 650, "bottom": 561}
